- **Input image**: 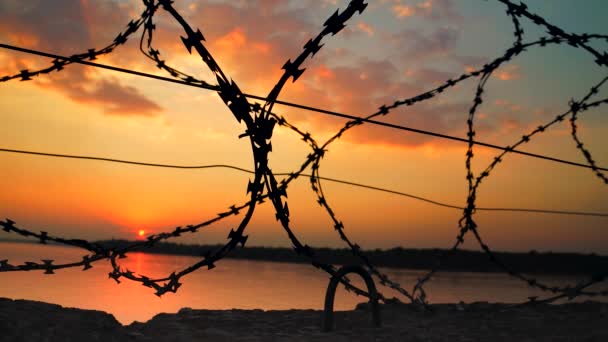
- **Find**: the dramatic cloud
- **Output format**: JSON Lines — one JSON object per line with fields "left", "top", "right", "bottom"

{"left": 170, "top": 1, "right": 516, "bottom": 148}
{"left": 180, "top": 0, "right": 317, "bottom": 91}
{"left": 0, "top": 0, "right": 162, "bottom": 117}
{"left": 37, "top": 68, "right": 162, "bottom": 117}
{"left": 0, "top": 0, "right": 524, "bottom": 146}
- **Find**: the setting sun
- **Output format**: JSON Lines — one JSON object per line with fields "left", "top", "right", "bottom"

{"left": 0, "top": 1, "right": 606, "bottom": 340}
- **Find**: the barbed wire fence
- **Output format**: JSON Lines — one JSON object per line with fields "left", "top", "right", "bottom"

{"left": 0, "top": 0, "right": 607, "bottom": 307}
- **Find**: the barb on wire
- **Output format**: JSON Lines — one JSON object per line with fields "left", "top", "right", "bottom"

{"left": 0, "top": 4, "right": 158, "bottom": 83}
{"left": 409, "top": 1, "right": 608, "bottom": 304}
{"left": 1, "top": 0, "right": 607, "bottom": 307}
{"left": 2, "top": 43, "right": 608, "bottom": 173}
{"left": 1, "top": 146, "right": 607, "bottom": 218}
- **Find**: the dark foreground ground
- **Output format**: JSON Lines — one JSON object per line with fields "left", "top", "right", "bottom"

{"left": 1, "top": 298, "right": 607, "bottom": 341}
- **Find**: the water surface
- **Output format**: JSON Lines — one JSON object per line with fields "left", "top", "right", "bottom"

{"left": 0, "top": 242, "right": 603, "bottom": 324}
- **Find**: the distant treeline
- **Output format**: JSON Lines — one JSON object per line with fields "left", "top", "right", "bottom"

{"left": 95, "top": 239, "right": 608, "bottom": 275}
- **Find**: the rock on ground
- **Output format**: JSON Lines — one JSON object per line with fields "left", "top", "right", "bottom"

{"left": 1, "top": 298, "right": 607, "bottom": 341}
{"left": 0, "top": 298, "right": 125, "bottom": 342}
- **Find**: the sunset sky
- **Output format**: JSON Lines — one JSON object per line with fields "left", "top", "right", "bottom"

{"left": 0, "top": 0, "right": 606, "bottom": 254}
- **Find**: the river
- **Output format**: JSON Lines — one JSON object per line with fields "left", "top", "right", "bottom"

{"left": 0, "top": 242, "right": 603, "bottom": 324}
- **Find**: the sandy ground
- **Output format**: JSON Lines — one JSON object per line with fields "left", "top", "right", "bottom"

{"left": 1, "top": 297, "right": 607, "bottom": 341}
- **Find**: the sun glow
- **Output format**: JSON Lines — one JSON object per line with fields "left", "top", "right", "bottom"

{"left": 138, "top": 229, "right": 145, "bottom": 237}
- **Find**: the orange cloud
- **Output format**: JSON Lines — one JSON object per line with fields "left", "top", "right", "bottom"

{"left": 357, "top": 22, "right": 375, "bottom": 36}
{"left": 495, "top": 65, "right": 522, "bottom": 81}
{"left": 0, "top": 0, "right": 162, "bottom": 117}
{"left": 391, "top": 0, "right": 458, "bottom": 21}
{"left": 393, "top": 5, "right": 415, "bottom": 18}
{"left": 464, "top": 64, "right": 521, "bottom": 81}
{"left": 216, "top": 27, "right": 248, "bottom": 49}
{"left": 214, "top": 27, "right": 274, "bottom": 58}
{"left": 464, "top": 64, "right": 520, "bottom": 81}
{"left": 37, "top": 68, "right": 162, "bottom": 117}
{"left": 0, "top": 0, "right": 485, "bottom": 147}
{"left": 314, "top": 64, "right": 336, "bottom": 80}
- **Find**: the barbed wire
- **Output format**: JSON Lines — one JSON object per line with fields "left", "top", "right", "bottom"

{"left": 0, "top": 4, "right": 158, "bottom": 83}
{"left": 3, "top": 42, "right": 608, "bottom": 173}
{"left": 2, "top": 147, "right": 608, "bottom": 217}
{"left": 1, "top": 0, "right": 607, "bottom": 307}
{"left": 411, "top": 0, "right": 608, "bottom": 303}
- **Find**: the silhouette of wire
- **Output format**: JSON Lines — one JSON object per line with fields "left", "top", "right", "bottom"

{"left": 0, "top": 147, "right": 251, "bottom": 171}
{"left": 1, "top": 147, "right": 606, "bottom": 219}
{"left": 1, "top": 42, "right": 606, "bottom": 173}
{"left": 410, "top": 0, "right": 608, "bottom": 303}
{"left": 1, "top": 0, "right": 607, "bottom": 305}
{"left": 0, "top": 43, "right": 220, "bottom": 92}
{"left": 320, "top": 176, "right": 608, "bottom": 218}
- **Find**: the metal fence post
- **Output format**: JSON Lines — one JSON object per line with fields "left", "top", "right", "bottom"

{"left": 323, "top": 265, "right": 381, "bottom": 332}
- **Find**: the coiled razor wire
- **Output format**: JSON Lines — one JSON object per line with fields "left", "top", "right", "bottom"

{"left": 1, "top": 0, "right": 607, "bottom": 305}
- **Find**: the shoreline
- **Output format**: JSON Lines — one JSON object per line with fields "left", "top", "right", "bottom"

{"left": 2, "top": 297, "right": 607, "bottom": 341}
{"left": 2, "top": 238, "right": 607, "bottom": 276}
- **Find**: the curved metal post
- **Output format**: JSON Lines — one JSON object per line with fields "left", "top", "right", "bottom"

{"left": 323, "top": 265, "right": 381, "bottom": 332}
